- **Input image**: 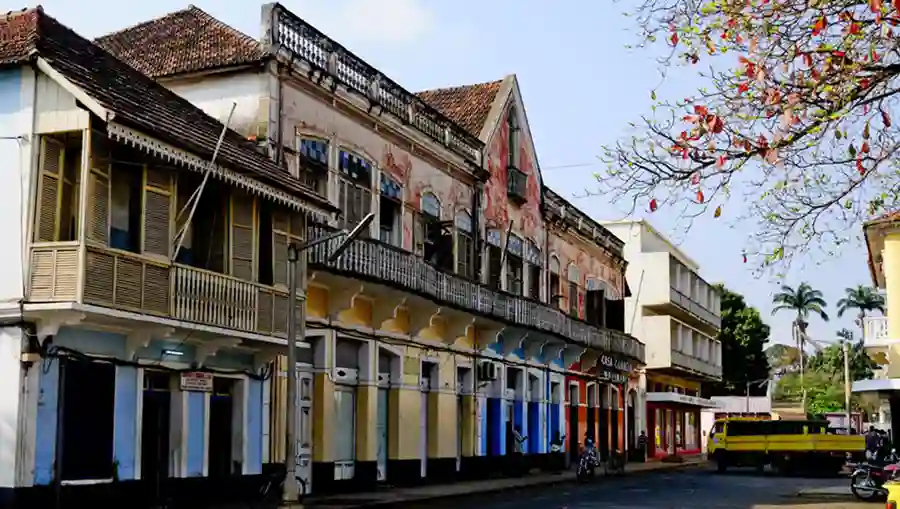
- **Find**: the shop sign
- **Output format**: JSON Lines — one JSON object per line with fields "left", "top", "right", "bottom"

{"left": 600, "top": 354, "right": 633, "bottom": 373}
{"left": 600, "top": 369, "right": 629, "bottom": 385}
{"left": 180, "top": 371, "right": 213, "bottom": 392}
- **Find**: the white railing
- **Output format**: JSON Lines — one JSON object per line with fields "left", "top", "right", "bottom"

{"left": 669, "top": 287, "right": 722, "bottom": 329}
{"left": 864, "top": 316, "right": 890, "bottom": 347}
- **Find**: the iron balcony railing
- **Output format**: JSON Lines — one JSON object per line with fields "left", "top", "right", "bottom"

{"left": 308, "top": 225, "right": 645, "bottom": 363}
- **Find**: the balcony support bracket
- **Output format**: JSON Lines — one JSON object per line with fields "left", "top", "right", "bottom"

{"left": 542, "top": 341, "right": 566, "bottom": 365}
{"left": 328, "top": 284, "right": 366, "bottom": 321}
{"left": 372, "top": 296, "right": 405, "bottom": 330}
{"left": 444, "top": 316, "right": 476, "bottom": 345}
{"left": 562, "top": 346, "right": 587, "bottom": 369}
{"left": 524, "top": 337, "right": 548, "bottom": 362}
{"left": 475, "top": 325, "right": 502, "bottom": 350}
{"left": 501, "top": 329, "right": 529, "bottom": 357}
{"left": 409, "top": 306, "right": 439, "bottom": 339}
{"left": 193, "top": 337, "right": 242, "bottom": 368}
{"left": 253, "top": 349, "right": 281, "bottom": 374}
{"left": 125, "top": 326, "right": 175, "bottom": 361}
{"left": 35, "top": 311, "right": 86, "bottom": 346}
{"left": 581, "top": 350, "right": 599, "bottom": 371}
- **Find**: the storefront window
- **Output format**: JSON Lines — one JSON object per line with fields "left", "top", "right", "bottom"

{"left": 654, "top": 408, "right": 662, "bottom": 451}
{"left": 686, "top": 412, "right": 697, "bottom": 450}
{"left": 675, "top": 411, "right": 683, "bottom": 449}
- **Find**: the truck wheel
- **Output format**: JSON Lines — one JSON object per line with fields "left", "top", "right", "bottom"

{"left": 716, "top": 453, "right": 728, "bottom": 473}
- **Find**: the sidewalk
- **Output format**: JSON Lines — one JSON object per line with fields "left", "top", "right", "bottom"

{"left": 794, "top": 485, "right": 852, "bottom": 500}
{"left": 305, "top": 455, "right": 707, "bottom": 508}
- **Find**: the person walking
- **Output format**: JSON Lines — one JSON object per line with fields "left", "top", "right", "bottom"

{"left": 637, "top": 430, "right": 648, "bottom": 463}
{"left": 511, "top": 425, "right": 528, "bottom": 476}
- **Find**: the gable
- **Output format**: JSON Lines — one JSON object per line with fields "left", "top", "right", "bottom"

{"left": 416, "top": 79, "right": 502, "bottom": 137}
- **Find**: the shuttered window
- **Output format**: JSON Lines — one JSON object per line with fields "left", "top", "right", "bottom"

{"left": 34, "top": 136, "right": 81, "bottom": 242}
{"left": 142, "top": 167, "right": 171, "bottom": 258}
{"left": 230, "top": 191, "right": 256, "bottom": 281}
{"left": 86, "top": 135, "right": 110, "bottom": 245}
{"left": 272, "top": 209, "right": 304, "bottom": 288}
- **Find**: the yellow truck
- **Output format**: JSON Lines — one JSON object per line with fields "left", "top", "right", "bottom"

{"left": 707, "top": 418, "right": 865, "bottom": 475}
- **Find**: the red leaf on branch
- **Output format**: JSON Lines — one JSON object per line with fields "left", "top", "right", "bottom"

{"left": 742, "top": 253, "right": 748, "bottom": 263}
{"left": 812, "top": 16, "right": 827, "bottom": 36}
{"left": 894, "top": 0, "right": 900, "bottom": 11}
{"left": 691, "top": 171, "right": 701, "bottom": 185}
{"left": 696, "top": 190, "right": 705, "bottom": 203}
{"left": 694, "top": 105, "right": 709, "bottom": 116}
{"left": 883, "top": 110, "right": 892, "bottom": 127}
{"left": 716, "top": 155, "right": 727, "bottom": 168}
{"left": 872, "top": 0, "right": 884, "bottom": 12}
{"left": 649, "top": 199, "right": 658, "bottom": 212}
{"left": 737, "top": 82, "right": 750, "bottom": 95}
{"left": 670, "top": 33, "right": 679, "bottom": 46}
{"left": 857, "top": 156, "right": 866, "bottom": 175}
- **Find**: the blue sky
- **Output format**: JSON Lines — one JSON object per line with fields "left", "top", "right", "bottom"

{"left": 30, "top": 0, "right": 874, "bottom": 348}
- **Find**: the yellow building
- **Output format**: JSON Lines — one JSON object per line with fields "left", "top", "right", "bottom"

{"left": 853, "top": 212, "right": 900, "bottom": 434}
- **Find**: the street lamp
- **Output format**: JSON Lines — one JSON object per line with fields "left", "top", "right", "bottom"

{"left": 283, "top": 213, "right": 375, "bottom": 505}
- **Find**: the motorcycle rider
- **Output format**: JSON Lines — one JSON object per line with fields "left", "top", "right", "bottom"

{"left": 866, "top": 426, "right": 881, "bottom": 462}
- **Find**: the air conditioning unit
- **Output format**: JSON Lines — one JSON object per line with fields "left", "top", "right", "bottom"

{"left": 333, "top": 367, "right": 358, "bottom": 384}
{"left": 477, "top": 361, "right": 499, "bottom": 381}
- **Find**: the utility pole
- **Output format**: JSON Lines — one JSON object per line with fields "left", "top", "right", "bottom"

{"left": 283, "top": 214, "right": 375, "bottom": 506}
{"left": 843, "top": 339, "right": 852, "bottom": 430}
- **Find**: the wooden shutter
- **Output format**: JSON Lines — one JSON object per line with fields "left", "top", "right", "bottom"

{"left": 142, "top": 167, "right": 171, "bottom": 257}
{"left": 86, "top": 136, "right": 110, "bottom": 245}
{"left": 230, "top": 190, "right": 255, "bottom": 281}
{"left": 35, "top": 137, "right": 65, "bottom": 242}
{"left": 272, "top": 209, "right": 304, "bottom": 287}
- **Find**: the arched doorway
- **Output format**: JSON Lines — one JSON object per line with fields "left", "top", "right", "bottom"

{"left": 627, "top": 390, "right": 637, "bottom": 461}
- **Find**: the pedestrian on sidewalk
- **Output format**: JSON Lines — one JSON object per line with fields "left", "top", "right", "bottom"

{"left": 636, "top": 431, "right": 648, "bottom": 463}
{"left": 512, "top": 425, "right": 528, "bottom": 476}
{"left": 549, "top": 432, "right": 566, "bottom": 472}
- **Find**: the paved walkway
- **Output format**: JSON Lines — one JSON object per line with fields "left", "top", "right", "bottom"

{"left": 304, "top": 455, "right": 707, "bottom": 508}
{"left": 795, "top": 485, "right": 852, "bottom": 499}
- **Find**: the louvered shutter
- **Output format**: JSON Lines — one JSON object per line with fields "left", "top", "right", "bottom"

{"left": 142, "top": 167, "right": 171, "bottom": 257}
{"left": 230, "top": 191, "right": 255, "bottom": 281}
{"left": 272, "top": 210, "right": 290, "bottom": 287}
{"left": 86, "top": 136, "right": 110, "bottom": 245}
{"left": 35, "top": 137, "right": 65, "bottom": 242}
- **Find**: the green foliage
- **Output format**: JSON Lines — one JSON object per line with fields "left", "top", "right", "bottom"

{"left": 806, "top": 329, "right": 876, "bottom": 382}
{"left": 709, "top": 284, "right": 771, "bottom": 396}
{"left": 836, "top": 285, "right": 886, "bottom": 319}
{"left": 771, "top": 282, "right": 829, "bottom": 322}
{"left": 775, "top": 371, "right": 847, "bottom": 415}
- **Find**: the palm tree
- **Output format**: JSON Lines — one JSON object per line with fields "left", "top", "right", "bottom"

{"left": 836, "top": 285, "right": 885, "bottom": 342}
{"left": 772, "top": 282, "right": 830, "bottom": 353}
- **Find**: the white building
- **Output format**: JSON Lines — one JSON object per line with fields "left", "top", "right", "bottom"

{"left": 604, "top": 220, "right": 722, "bottom": 458}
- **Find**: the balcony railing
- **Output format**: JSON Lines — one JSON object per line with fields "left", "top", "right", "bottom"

{"left": 864, "top": 316, "right": 890, "bottom": 347}
{"left": 671, "top": 349, "right": 722, "bottom": 379}
{"left": 270, "top": 5, "right": 483, "bottom": 166}
{"left": 307, "top": 225, "right": 645, "bottom": 363}
{"left": 29, "top": 244, "right": 297, "bottom": 338}
{"left": 669, "top": 287, "right": 721, "bottom": 329}
{"left": 27, "top": 238, "right": 645, "bottom": 363}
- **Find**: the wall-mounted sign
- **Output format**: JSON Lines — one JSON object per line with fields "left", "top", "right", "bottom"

{"left": 600, "top": 354, "right": 633, "bottom": 373}
{"left": 601, "top": 370, "right": 629, "bottom": 385}
{"left": 180, "top": 371, "right": 213, "bottom": 392}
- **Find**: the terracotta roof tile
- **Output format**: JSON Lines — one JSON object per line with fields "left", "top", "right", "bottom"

{"left": 0, "top": 6, "right": 333, "bottom": 212}
{"left": 94, "top": 5, "right": 264, "bottom": 78}
{"left": 416, "top": 79, "right": 503, "bottom": 136}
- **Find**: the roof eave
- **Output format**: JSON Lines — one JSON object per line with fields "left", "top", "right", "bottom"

{"left": 36, "top": 57, "right": 114, "bottom": 123}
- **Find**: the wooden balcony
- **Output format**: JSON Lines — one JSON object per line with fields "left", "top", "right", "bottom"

{"left": 307, "top": 225, "right": 645, "bottom": 363}
{"left": 28, "top": 244, "right": 298, "bottom": 338}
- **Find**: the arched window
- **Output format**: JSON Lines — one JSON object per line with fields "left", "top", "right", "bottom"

{"left": 507, "top": 107, "right": 519, "bottom": 168}
{"left": 585, "top": 276, "right": 607, "bottom": 328}
{"left": 417, "top": 192, "right": 451, "bottom": 270}
{"left": 297, "top": 136, "right": 329, "bottom": 193}
{"left": 379, "top": 173, "right": 402, "bottom": 246}
{"left": 455, "top": 211, "right": 473, "bottom": 278}
{"left": 506, "top": 233, "right": 524, "bottom": 295}
{"left": 567, "top": 263, "right": 581, "bottom": 317}
{"left": 337, "top": 149, "right": 373, "bottom": 230}
{"left": 549, "top": 255, "right": 561, "bottom": 309}
{"left": 525, "top": 240, "right": 542, "bottom": 300}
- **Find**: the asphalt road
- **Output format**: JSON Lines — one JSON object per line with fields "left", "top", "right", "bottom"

{"left": 401, "top": 468, "right": 873, "bottom": 509}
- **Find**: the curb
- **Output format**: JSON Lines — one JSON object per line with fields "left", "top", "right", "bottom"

{"left": 791, "top": 490, "right": 854, "bottom": 501}
{"left": 325, "top": 461, "right": 705, "bottom": 509}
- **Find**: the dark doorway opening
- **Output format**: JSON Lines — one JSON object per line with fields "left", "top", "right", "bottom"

{"left": 141, "top": 371, "right": 171, "bottom": 494}
{"left": 599, "top": 402, "right": 610, "bottom": 461}
{"left": 208, "top": 377, "right": 236, "bottom": 478}
{"left": 59, "top": 357, "right": 115, "bottom": 481}
{"left": 567, "top": 385, "right": 579, "bottom": 465}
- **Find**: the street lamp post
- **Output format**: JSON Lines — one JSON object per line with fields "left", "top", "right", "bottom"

{"left": 282, "top": 213, "right": 375, "bottom": 506}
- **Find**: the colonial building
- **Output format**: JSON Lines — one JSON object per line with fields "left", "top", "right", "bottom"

{"left": 603, "top": 220, "right": 721, "bottom": 459}
{"left": 852, "top": 213, "right": 899, "bottom": 436}
{"left": 94, "top": 1, "right": 645, "bottom": 497}
{"left": 0, "top": 6, "right": 335, "bottom": 508}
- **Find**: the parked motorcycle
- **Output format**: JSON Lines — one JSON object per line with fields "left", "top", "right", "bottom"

{"left": 576, "top": 440, "right": 599, "bottom": 482}
{"left": 851, "top": 450, "right": 900, "bottom": 501}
